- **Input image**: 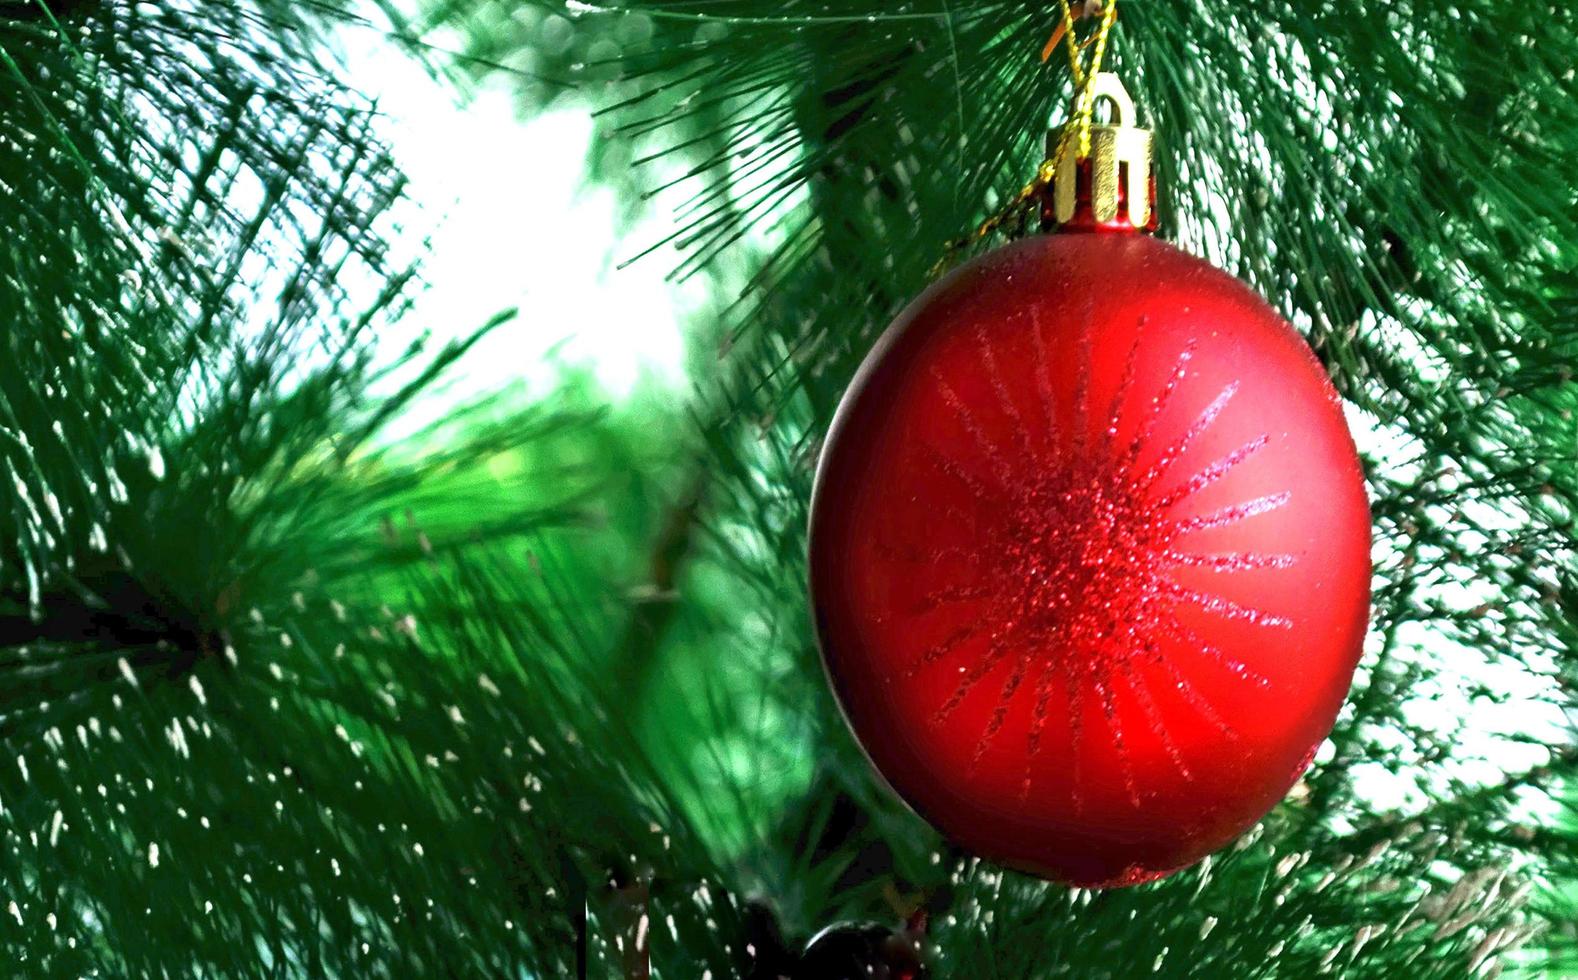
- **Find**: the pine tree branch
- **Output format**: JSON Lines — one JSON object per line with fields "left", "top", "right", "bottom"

{"left": 1324, "top": 743, "right": 1578, "bottom": 859}
{"left": 600, "top": 464, "right": 706, "bottom": 708}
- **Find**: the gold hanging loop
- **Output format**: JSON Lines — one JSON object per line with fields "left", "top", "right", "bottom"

{"left": 928, "top": 2, "right": 1151, "bottom": 277}
{"left": 1052, "top": 72, "right": 1153, "bottom": 229}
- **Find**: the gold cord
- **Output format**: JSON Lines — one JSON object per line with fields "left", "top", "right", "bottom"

{"left": 930, "top": 2, "right": 1120, "bottom": 278}
{"left": 1049, "top": 0, "right": 1119, "bottom": 196}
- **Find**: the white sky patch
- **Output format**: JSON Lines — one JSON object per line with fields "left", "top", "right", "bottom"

{"left": 332, "top": 25, "right": 701, "bottom": 424}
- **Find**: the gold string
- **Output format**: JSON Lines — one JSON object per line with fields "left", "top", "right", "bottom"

{"left": 1053, "top": 0, "right": 1088, "bottom": 87}
{"left": 930, "top": 2, "right": 1119, "bottom": 278}
{"left": 1054, "top": 0, "right": 1119, "bottom": 171}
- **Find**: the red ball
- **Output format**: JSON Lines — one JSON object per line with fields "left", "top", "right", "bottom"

{"left": 809, "top": 232, "right": 1371, "bottom": 887}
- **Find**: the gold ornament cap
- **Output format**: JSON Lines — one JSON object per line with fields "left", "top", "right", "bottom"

{"left": 1048, "top": 72, "right": 1156, "bottom": 232}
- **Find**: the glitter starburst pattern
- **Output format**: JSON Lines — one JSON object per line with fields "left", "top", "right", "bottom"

{"left": 899, "top": 324, "right": 1296, "bottom": 809}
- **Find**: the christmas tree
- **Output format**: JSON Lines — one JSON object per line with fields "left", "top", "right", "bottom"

{"left": 4, "top": 0, "right": 1576, "bottom": 976}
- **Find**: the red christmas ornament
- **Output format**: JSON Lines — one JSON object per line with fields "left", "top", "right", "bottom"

{"left": 808, "top": 75, "right": 1371, "bottom": 888}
